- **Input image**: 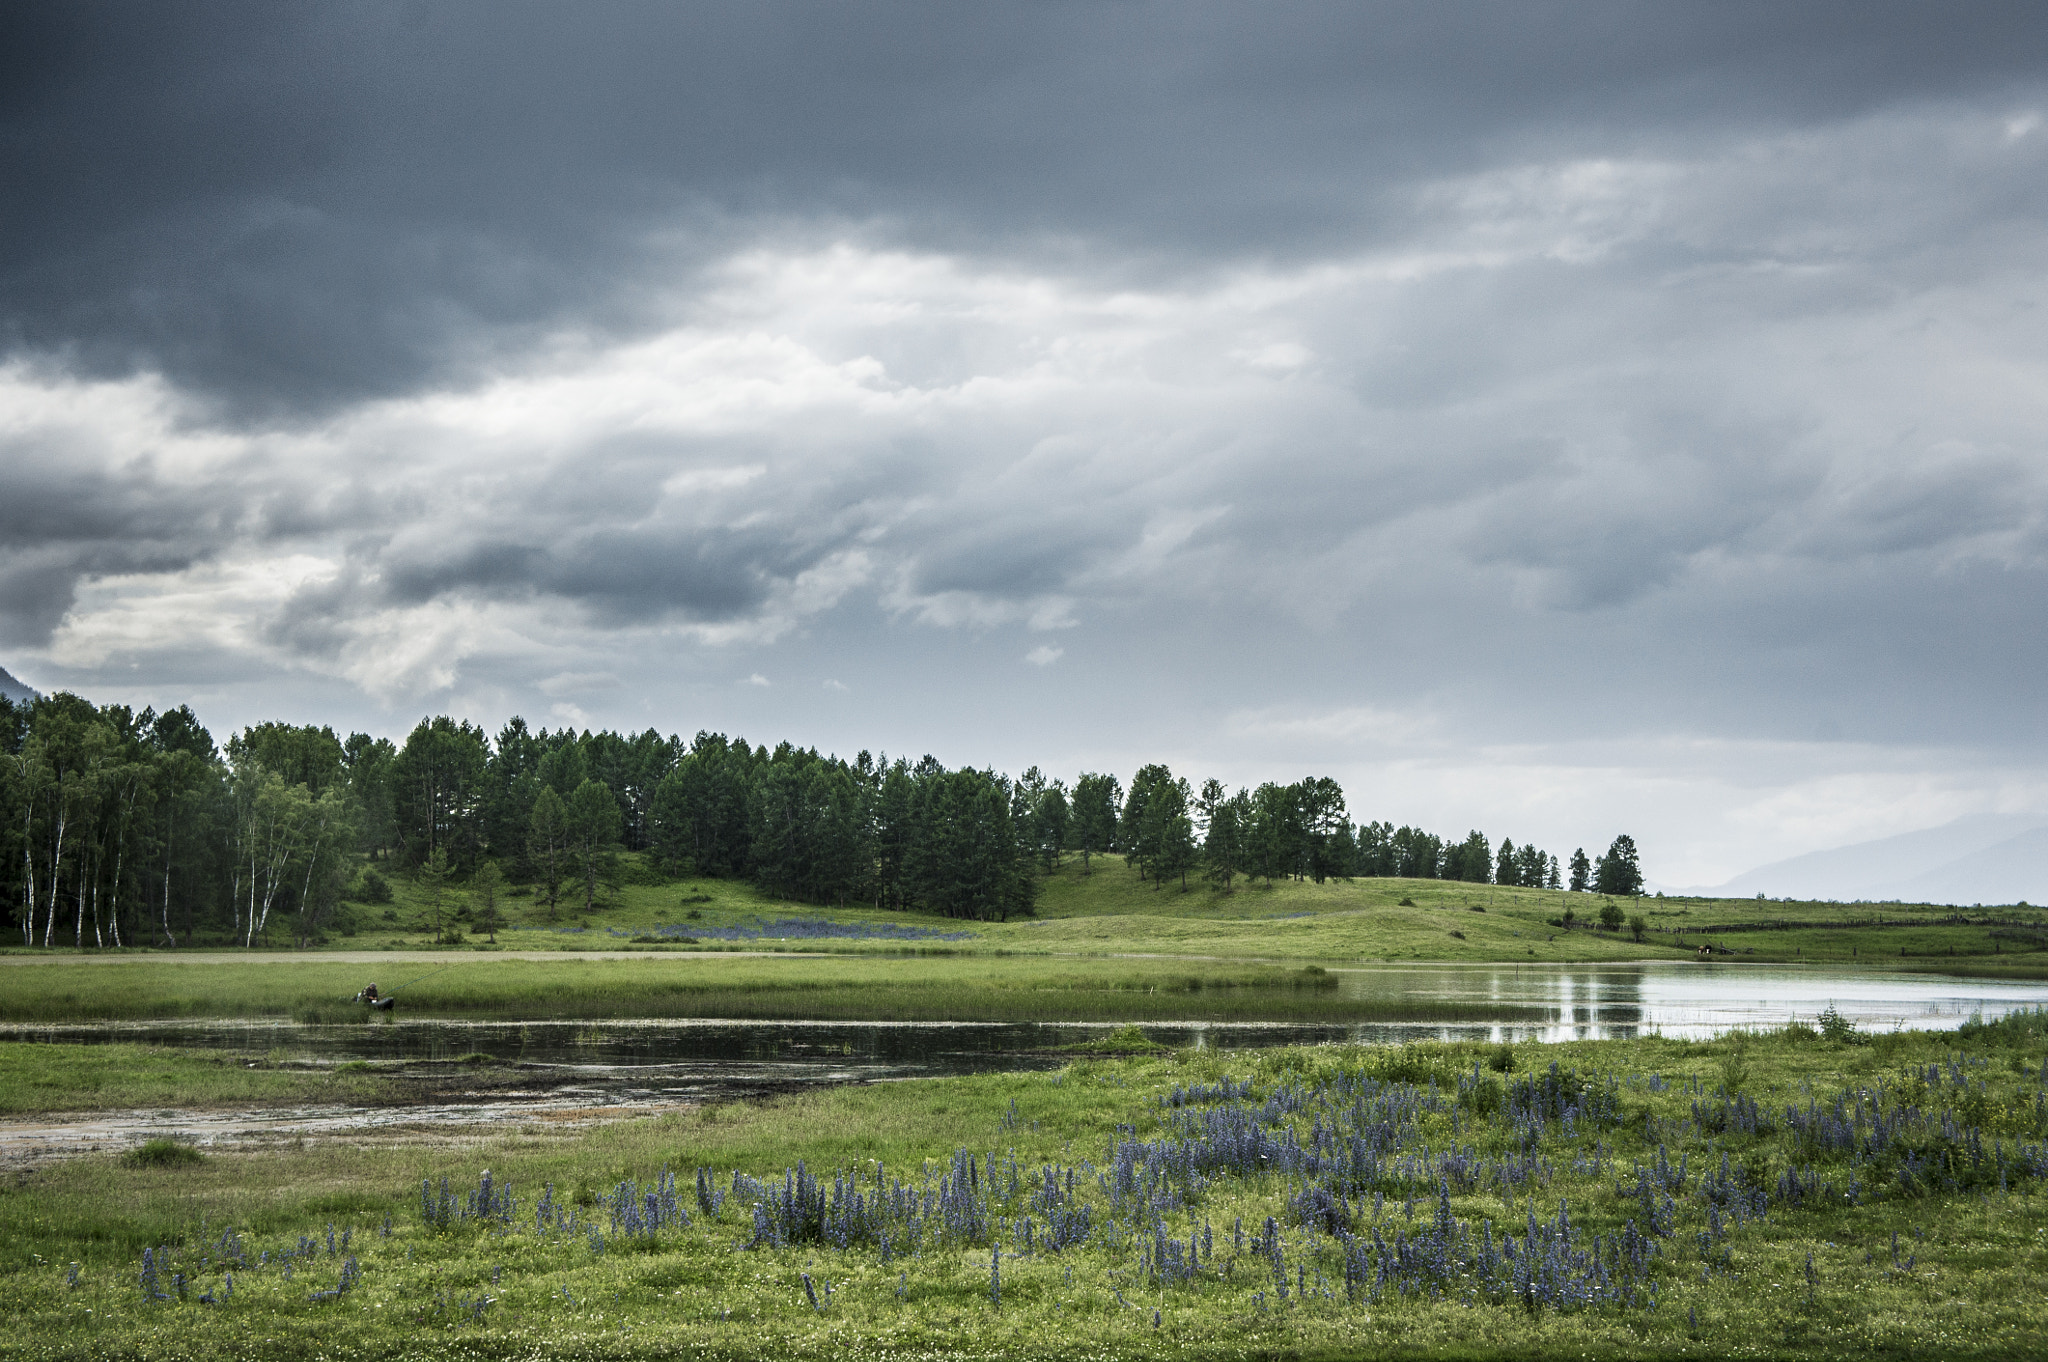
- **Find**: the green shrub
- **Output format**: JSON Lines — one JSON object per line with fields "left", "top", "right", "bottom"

{"left": 1459, "top": 1073, "right": 1504, "bottom": 1115}
{"left": 1816, "top": 1002, "right": 1862, "bottom": 1044}
{"left": 124, "top": 1138, "right": 203, "bottom": 1168}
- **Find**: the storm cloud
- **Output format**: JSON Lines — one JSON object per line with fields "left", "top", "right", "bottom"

{"left": 4, "top": 2, "right": 2048, "bottom": 884}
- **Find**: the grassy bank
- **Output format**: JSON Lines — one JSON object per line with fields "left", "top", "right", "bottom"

{"left": 0, "top": 1043, "right": 405, "bottom": 1114}
{"left": 0, "top": 955, "right": 1543, "bottom": 1027}
{"left": 2, "top": 1016, "right": 2045, "bottom": 1358}
{"left": 14, "top": 852, "right": 2042, "bottom": 977}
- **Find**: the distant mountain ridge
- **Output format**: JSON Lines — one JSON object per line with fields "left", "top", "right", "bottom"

{"left": 0, "top": 665, "right": 35, "bottom": 706}
{"left": 1677, "top": 813, "right": 2048, "bottom": 906}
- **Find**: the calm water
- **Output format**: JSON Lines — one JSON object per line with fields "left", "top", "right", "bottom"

{"left": 5, "top": 963, "right": 2042, "bottom": 1163}
{"left": 7, "top": 962, "right": 2042, "bottom": 1069}
{"left": 1327, "top": 962, "right": 2048, "bottom": 1041}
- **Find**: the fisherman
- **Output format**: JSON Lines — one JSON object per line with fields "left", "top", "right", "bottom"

{"left": 355, "top": 982, "right": 395, "bottom": 1010}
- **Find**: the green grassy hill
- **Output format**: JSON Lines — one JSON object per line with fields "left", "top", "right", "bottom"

{"left": 290, "top": 850, "right": 2048, "bottom": 978}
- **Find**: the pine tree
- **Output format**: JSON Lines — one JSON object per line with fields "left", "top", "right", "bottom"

{"left": 417, "top": 846, "right": 450, "bottom": 936}
{"left": 1246, "top": 783, "right": 1303, "bottom": 884}
{"left": 1445, "top": 830, "right": 1490, "bottom": 883}
{"left": 1032, "top": 782, "right": 1070, "bottom": 872}
{"left": 1593, "top": 835, "right": 1643, "bottom": 897}
{"left": 567, "top": 778, "right": 623, "bottom": 914}
{"left": 1297, "top": 777, "right": 1347, "bottom": 883}
{"left": 1120, "top": 765, "right": 1173, "bottom": 881}
{"left": 527, "top": 786, "right": 569, "bottom": 921}
{"left": 1568, "top": 847, "right": 1590, "bottom": 893}
{"left": 1070, "top": 773, "right": 1121, "bottom": 874}
{"left": 1144, "top": 776, "right": 1197, "bottom": 891}
{"left": 470, "top": 859, "right": 505, "bottom": 941}
{"left": 1198, "top": 780, "right": 1247, "bottom": 892}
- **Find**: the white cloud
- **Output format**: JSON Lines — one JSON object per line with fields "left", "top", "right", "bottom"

{"left": 10, "top": 101, "right": 2048, "bottom": 883}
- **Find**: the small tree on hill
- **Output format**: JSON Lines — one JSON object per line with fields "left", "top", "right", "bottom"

{"left": 1593, "top": 835, "right": 1643, "bottom": 897}
{"left": 471, "top": 859, "right": 505, "bottom": 942}
{"left": 1569, "top": 847, "right": 1591, "bottom": 893}
{"left": 417, "top": 846, "right": 450, "bottom": 934}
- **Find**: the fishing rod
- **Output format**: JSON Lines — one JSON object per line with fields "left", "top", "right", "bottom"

{"left": 384, "top": 963, "right": 459, "bottom": 997}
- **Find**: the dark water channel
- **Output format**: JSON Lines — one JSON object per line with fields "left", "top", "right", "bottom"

{"left": 4, "top": 964, "right": 2043, "bottom": 1164}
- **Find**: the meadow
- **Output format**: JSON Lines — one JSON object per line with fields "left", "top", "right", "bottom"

{"left": 5, "top": 855, "right": 2046, "bottom": 1357}
{"left": 0, "top": 954, "right": 1542, "bottom": 1031}
{"left": 0, "top": 1043, "right": 402, "bottom": 1115}
{"left": 9, "top": 851, "right": 2038, "bottom": 983}
{"left": 2, "top": 1015, "right": 2045, "bottom": 1359}
{"left": 311, "top": 852, "right": 2048, "bottom": 976}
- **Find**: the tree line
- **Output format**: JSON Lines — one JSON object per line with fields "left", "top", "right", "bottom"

{"left": 0, "top": 690, "right": 1644, "bottom": 947}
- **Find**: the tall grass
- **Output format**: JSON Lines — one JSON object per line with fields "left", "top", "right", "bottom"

{"left": 0, "top": 957, "right": 1543, "bottom": 1025}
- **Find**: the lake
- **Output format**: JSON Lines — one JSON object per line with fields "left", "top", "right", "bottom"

{"left": 4, "top": 962, "right": 2041, "bottom": 1164}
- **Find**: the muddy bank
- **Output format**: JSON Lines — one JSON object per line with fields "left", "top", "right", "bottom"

{"left": 0, "top": 1059, "right": 833, "bottom": 1170}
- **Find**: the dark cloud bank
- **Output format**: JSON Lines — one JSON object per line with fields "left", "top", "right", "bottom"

{"left": 4, "top": 2, "right": 2048, "bottom": 886}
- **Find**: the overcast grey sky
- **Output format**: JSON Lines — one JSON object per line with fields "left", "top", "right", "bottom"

{"left": 4, "top": 2, "right": 2047, "bottom": 884}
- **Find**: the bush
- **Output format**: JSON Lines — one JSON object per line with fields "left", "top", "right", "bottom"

{"left": 125, "top": 1138, "right": 204, "bottom": 1168}
{"left": 1599, "top": 902, "right": 1625, "bottom": 932}
{"left": 1816, "top": 1002, "right": 1862, "bottom": 1044}
{"left": 352, "top": 867, "right": 393, "bottom": 904}
{"left": 1628, "top": 913, "right": 1648, "bottom": 942}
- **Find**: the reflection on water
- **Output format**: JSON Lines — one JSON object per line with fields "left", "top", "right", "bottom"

{"left": 1329, "top": 962, "right": 2048, "bottom": 1042}
{"left": 4, "top": 964, "right": 2043, "bottom": 1163}
{"left": 5, "top": 964, "right": 2042, "bottom": 1070}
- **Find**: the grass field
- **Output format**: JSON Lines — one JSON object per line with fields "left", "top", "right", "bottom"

{"left": 0, "top": 954, "right": 1549, "bottom": 1030}
{"left": 1, "top": 1015, "right": 2044, "bottom": 1359}
{"left": 5, "top": 852, "right": 2045, "bottom": 1357}
{"left": 0, "top": 1043, "right": 402, "bottom": 1114}
{"left": 10, "top": 852, "right": 2043, "bottom": 977}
